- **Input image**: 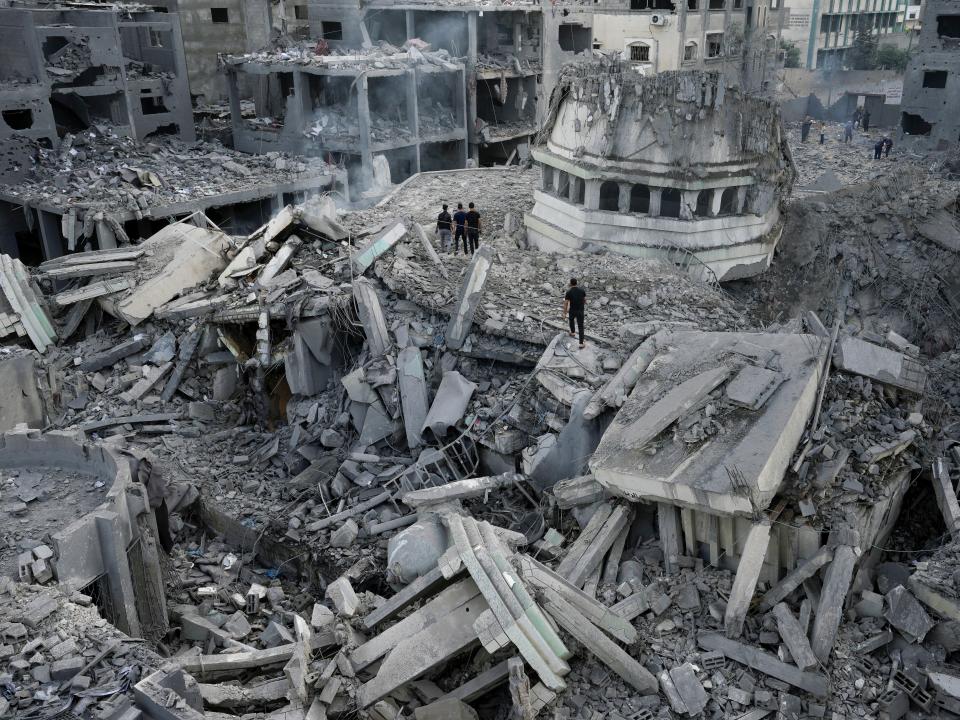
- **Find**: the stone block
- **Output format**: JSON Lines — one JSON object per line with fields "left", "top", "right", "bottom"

{"left": 326, "top": 577, "right": 360, "bottom": 617}
{"left": 50, "top": 656, "right": 84, "bottom": 681}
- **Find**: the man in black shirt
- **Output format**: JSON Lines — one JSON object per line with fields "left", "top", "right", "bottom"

{"left": 453, "top": 203, "right": 468, "bottom": 255}
{"left": 465, "top": 202, "right": 481, "bottom": 254}
{"left": 436, "top": 203, "right": 453, "bottom": 252}
{"left": 563, "top": 278, "right": 587, "bottom": 348}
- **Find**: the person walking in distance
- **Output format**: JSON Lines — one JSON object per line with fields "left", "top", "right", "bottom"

{"left": 874, "top": 137, "right": 884, "bottom": 160}
{"left": 436, "top": 203, "right": 453, "bottom": 252}
{"left": 862, "top": 109, "right": 871, "bottom": 132}
{"left": 844, "top": 119, "right": 854, "bottom": 143}
{"left": 453, "top": 202, "right": 468, "bottom": 255}
{"left": 883, "top": 136, "right": 893, "bottom": 157}
{"left": 465, "top": 202, "right": 481, "bottom": 254}
{"left": 563, "top": 278, "right": 587, "bottom": 349}
{"left": 818, "top": 120, "right": 827, "bottom": 145}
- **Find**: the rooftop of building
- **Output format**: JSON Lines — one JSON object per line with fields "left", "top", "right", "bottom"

{"left": 0, "top": 129, "right": 337, "bottom": 216}
{"left": 224, "top": 40, "right": 464, "bottom": 74}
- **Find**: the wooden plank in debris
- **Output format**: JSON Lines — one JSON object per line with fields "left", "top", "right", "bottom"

{"left": 697, "top": 633, "right": 828, "bottom": 697}
{"left": 53, "top": 277, "right": 133, "bottom": 306}
{"left": 41, "top": 260, "right": 138, "bottom": 279}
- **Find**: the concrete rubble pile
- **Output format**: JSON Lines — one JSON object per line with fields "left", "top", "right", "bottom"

{"left": 4, "top": 145, "right": 960, "bottom": 720}
{"left": 224, "top": 40, "right": 462, "bottom": 72}
{"left": 0, "top": 127, "right": 330, "bottom": 219}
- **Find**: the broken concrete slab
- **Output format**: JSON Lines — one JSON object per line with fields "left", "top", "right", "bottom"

{"left": 725, "top": 366, "right": 787, "bottom": 410}
{"left": 422, "top": 371, "right": 477, "bottom": 438}
{"left": 398, "top": 346, "right": 429, "bottom": 449}
{"left": 931, "top": 458, "right": 960, "bottom": 538}
{"left": 79, "top": 333, "right": 151, "bottom": 372}
{"left": 834, "top": 336, "right": 926, "bottom": 394}
{"left": 108, "top": 223, "right": 229, "bottom": 326}
{"left": 884, "top": 585, "right": 934, "bottom": 642}
{"left": 446, "top": 244, "right": 494, "bottom": 351}
{"left": 591, "top": 331, "right": 827, "bottom": 515}
{"left": 352, "top": 220, "right": 406, "bottom": 275}
{"left": 758, "top": 546, "right": 833, "bottom": 612}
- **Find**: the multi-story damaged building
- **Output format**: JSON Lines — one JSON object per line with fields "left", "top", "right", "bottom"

{"left": 899, "top": 0, "right": 960, "bottom": 147}
{"left": 524, "top": 62, "right": 794, "bottom": 282}
{"left": 0, "top": 5, "right": 194, "bottom": 146}
{"left": 224, "top": 46, "right": 468, "bottom": 198}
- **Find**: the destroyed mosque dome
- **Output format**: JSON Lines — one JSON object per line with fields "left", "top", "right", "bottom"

{"left": 546, "top": 67, "right": 786, "bottom": 181}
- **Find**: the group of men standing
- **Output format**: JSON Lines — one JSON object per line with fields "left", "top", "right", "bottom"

{"left": 436, "top": 202, "right": 481, "bottom": 255}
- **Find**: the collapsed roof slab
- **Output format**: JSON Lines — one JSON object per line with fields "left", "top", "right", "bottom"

{"left": 589, "top": 331, "right": 828, "bottom": 516}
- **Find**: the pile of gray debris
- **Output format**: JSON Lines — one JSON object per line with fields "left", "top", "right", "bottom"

{"left": 2, "top": 166, "right": 960, "bottom": 720}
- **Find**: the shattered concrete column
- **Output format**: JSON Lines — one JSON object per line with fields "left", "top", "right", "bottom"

{"left": 736, "top": 186, "right": 747, "bottom": 213}
{"left": 617, "top": 183, "right": 630, "bottom": 212}
{"left": 354, "top": 279, "right": 392, "bottom": 358}
{"left": 811, "top": 543, "right": 858, "bottom": 663}
{"left": 458, "top": 67, "right": 469, "bottom": 165}
{"left": 93, "top": 510, "right": 142, "bottom": 638}
{"left": 289, "top": 71, "right": 309, "bottom": 137}
{"left": 649, "top": 188, "right": 662, "bottom": 216}
{"left": 724, "top": 520, "right": 772, "bottom": 638}
{"left": 357, "top": 75, "right": 374, "bottom": 187}
{"left": 466, "top": 11, "right": 479, "bottom": 163}
{"left": 568, "top": 177, "right": 581, "bottom": 204}
{"left": 446, "top": 244, "right": 494, "bottom": 350}
{"left": 398, "top": 346, "right": 429, "bottom": 449}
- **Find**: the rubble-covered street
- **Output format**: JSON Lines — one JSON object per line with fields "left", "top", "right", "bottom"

{"left": 3, "top": 3, "right": 960, "bottom": 720}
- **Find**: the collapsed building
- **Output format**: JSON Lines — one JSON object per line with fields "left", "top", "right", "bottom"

{"left": 0, "top": 5, "right": 194, "bottom": 145}
{"left": 525, "top": 61, "right": 794, "bottom": 282}
{"left": 898, "top": 0, "right": 960, "bottom": 148}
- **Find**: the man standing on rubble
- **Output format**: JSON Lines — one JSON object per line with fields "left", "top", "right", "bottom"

{"left": 466, "top": 202, "right": 481, "bottom": 254}
{"left": 453, "top": 202, "right": 468, "bottom": 255}
{"left": 801, "top": 115, "right": 813, "bottom": 142}
{"left": 563, "top": 278, "right": 587, "bottom": 349}
{"left": 883, "top": 136, "right": 893, "bottom": 157}
{"left": 874, "top": 137, "right": 885, "bottom": 160}
{"left": 436, "top": 203, "right": 453, "bottom": 252}
{"left": 844, "top": 119, "right": 854, "bottom": 143}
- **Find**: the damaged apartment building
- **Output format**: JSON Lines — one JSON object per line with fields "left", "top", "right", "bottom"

{"left": 898, "top": 0, "right": 960, "bottom": 147}
{"left": 0, "top": 4, "right": 194, "bottom": 146}
{"left": 0, "top": 3, "right": 346, "bottom": 263}
{"left": 224, "top": 0, "right": 585, "bottom": 194}
{"left": 525, "top": 61, "right": 794, "bottom": 282}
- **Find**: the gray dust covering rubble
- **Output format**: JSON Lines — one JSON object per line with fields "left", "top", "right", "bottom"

{"left": 4, "top": 13, "right": 960, "bottom": 718}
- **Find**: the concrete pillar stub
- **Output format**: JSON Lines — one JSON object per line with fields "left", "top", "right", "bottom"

{"left": 649, "top": 188, "right": 662, "bottom": 216}
{"left": 736, "top": 186, "right": 747, "bottom": 213}
{"left": 710, "top": 188, "right": 723, "bottom": 216}
{"left": 93, "top": 510, "right": 142, "bottom": 638}
{"left": 584, "top": 179, "right": 602, "bottom": 210}
{"left": 618, "top": 183, "right": 631, "bottom": 212}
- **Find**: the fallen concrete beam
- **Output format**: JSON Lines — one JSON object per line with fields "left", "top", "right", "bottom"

{"left": 413, "top": 222, "right": 448, "bottom": 279}
{"left": 757, "top": 546, "right": 833, "bottom": 612}
{"left": 552, "top": 475, "right": 610, "bottom": 509}
{"left": 53, "top": 277, "right": 133, "bottom": 306}
{"left": 811, "top": 544, "right": 857, "bottom": 663}
{"left": 565, "top": 505, "right": 632, "bottom": 588}
{"left": 771, "top": 603, "right": 818, "bottom": 671}
{"left": 178, "top": 633, "right": 335, "bottom": 677}
{"left": 932, "top": 458, "right": 960, "bottom": 538}
{"left": 556, "top": 502, "right": 613, "bottom": 580}
{"left": 516, "top": 555, "right": 637, "bottom": 645}
{"left": 724, "top": 520, "right": 772, "bottom": 638}
{"left": 41, "top": 260, "right": 137, "bottom": 279}
{"left": 398, "top": 346, "right": 429, "bottom": 449}
{"left": 910, "top": 576, "right": 960, "bottom": 622}
{"left": 353, "top": 278, "right": 391, "bottom": 357}
{"left": 442, "top": 659, "right": 511, "bottom": 703}
{"left": 584, "top": 335, "right": 659, "bottom": 419}
{"left": 697, "top": 633, "right": 828, "bottom": 697}
{"left": 79, "top": 333, "right": 151, "bottom": 372}
{"left": 120, "top": 362, "right": 173, "bottom": 403}
{"left": 363, "top": 566, "right": 451, "bottom": 630}
{"left": 199, "top": 678, "right": 289, "bottom": 709}
{"left": 540, "top": 588, "right": 658, "bottom": 694}
{"left": 258, "top": 235, "right": 302, "bottom": 286}
{"left": 446, "top": 244, "right": 494, "bottom": 350}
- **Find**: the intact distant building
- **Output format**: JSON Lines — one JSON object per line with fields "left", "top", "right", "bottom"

{"left": 781, "top": 0, "right": 908, "bottom": 68}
